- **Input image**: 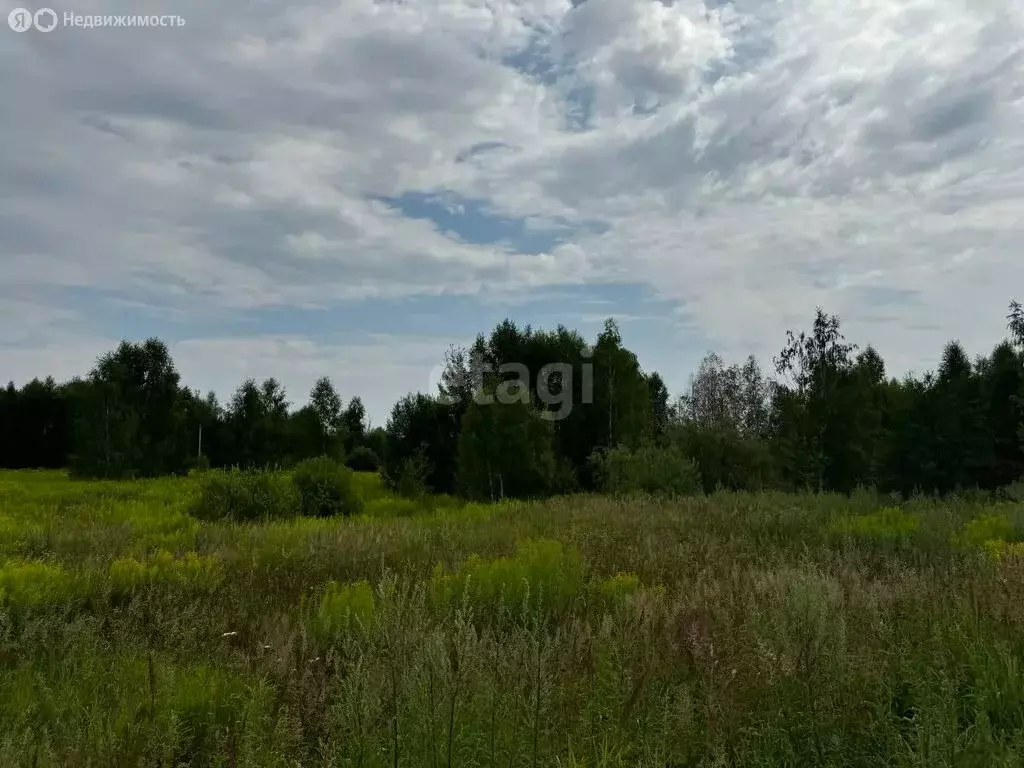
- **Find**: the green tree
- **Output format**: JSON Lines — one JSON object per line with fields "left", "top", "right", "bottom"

{"left": 179, "top": 388, "right": 224, "bottom": 469}
{"left": 70, "top": 338, "right": 185, "bottom": 478}
{"left": 740, "top": 355, "right": 771, "bottom": 437}
{"left": 383, "top": 393, "right": 459, "bottom": 494}
{"left": 772, "top": 310, "right": 858, "bottom": 491}
{"left": 0, "top": 382, "right": 16, "bottom": 468}
{"left": 437, "top": 318, "right": 654, "bottom": 491}
{"left": 668, "top": 352, "right": 776, "bottom": 492}
{"left": 342, "top": 396, "right": 367, "bottom": 453}
{"left": 979, "top": 342, "right": 1024, "bottom": 487}
{"left": 8, "top": 377, "right": 69, "bottom": 469}
{"left": 844, "top": 346, "right": 889, "bottom": 488}
{"left": 288, "top": 405, "right": 326, "bottom": 463}
{"left": 678, "top": 352, "right": 744, "bottom": 433}
{"left": 365, "top": 426, "right": 387, "bottom": 465}
{"left": 930, "top": 341, "right": 990, "bottom": 492}
{"left": 647, "top": 371, "right": 670, "bottom": 437}
{"left": 309, "top": 377, "right": 344, "bottom": 456}
{"left": 1009, "top": 300, "right": 1024, "bottom": 348}
{"left": 456, "top": 386, "right": 556, "bottom": 501}
{"left": 590, "top": 319, "right": 652, "bottom": 450}
{"left": 226, "top": 377, "right": 291, "bottom": 469}
{"left": 879, "top": 375, "right": 935, "bottom": 495}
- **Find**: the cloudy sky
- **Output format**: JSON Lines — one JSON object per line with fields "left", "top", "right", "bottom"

{"left": 2, "top": 0, "right": 1023, "bottom": 424}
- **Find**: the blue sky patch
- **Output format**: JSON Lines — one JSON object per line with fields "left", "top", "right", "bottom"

{"left": 377, "top": 191, "right": 607, "bottom": 254}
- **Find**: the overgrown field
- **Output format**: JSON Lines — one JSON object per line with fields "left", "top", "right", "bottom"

{"left": 3, "top": 470, "right": 1024, "bottom": 766}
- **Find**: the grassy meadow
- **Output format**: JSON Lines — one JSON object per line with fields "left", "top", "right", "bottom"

{"left": 3, "top": 470, "right": 1024, "bottom": 766}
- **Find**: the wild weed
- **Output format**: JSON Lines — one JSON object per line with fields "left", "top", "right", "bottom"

{"left": 429, "top": 538, "right": 584, "bottom": 622}
{"left": 829, "top": 505, "right": 921, "bottom": 540}
{"left": 0, "top": 559, "right": 81, "bottom": 606}
{"left": 108, "top": 550, "right": 222, "bottom": 594}
{"left": 5, "top": 469, "right": 1024, "bottom": 766}
{"left": 953, "top": 512, "right": 1018, "bottom": 549}
{"left": 314, "top": 579, "right": 375, "bottom": 638}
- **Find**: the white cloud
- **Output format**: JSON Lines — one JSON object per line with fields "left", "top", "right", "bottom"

{"left": 2, "top": 0, "right": 1023, "bottom": 403}
{"left": 172, "top": 334, "right": 464, "bottom": 426}
{"left": 559, "top": 0, "right": 739, "bottom": 119}
{"left": 0, "top": 327, "right": 462, "bottom": 426}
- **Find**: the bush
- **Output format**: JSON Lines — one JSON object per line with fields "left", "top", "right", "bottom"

{"left": 191, "top": 469, "right": 298, "bottom": 522}
{"left": 590, "top": 442, "right": 702, "bottom": 498}
{"left": 429, "top": 538, "right": 584, "bottom": 619}
{"left": 0, "top": 559, "right": 82, "bottom": 607}
{"left": 668, "top": 423, "right": 777, "bottom": 492}
{"left": 362, "top": 496, "right": 423, "bottom": 518}
{"left": 980, "top": 539, "right": 1024, "bottom": 561}
{"left": 191, "top": 454, "right": 211, "bottom": 473}
{"left": 292, "top": 456, "right": 363, "bottom": 518}
{"left": 593, "top": 572, "right": 642, "bottom": 609}
{"left": 1000, "top": 480, "right": 1024, "bottom": 502}
{"left": 829, "top": 506, "right": 920, "bottom": 540}
{"left": 315, "top": 579, "right": 375, "bottom": 638}
{"left": 108, "top": 551, "right": 222, "bottom": 595}
{"left": 383, "top": 452, "right": 432, "bottom": 499}
{"left": 344, "top": 446, "right": 381, "bottom": 473}
{"left": 953, "top": 513, "right": 1018, "bottom": 549}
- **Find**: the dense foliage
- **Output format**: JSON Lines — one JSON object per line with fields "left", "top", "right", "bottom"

{"left": 190, "top": 469, "right": 299, "bottom": 523}
{"left": 590, "top": 442, "right": 702, "bottom": 497}
{"left": 292, "top": 456, "right": 363, "bottom": 518}
{"left": 4, "top": 301, "right": 1024, "bottom": 497}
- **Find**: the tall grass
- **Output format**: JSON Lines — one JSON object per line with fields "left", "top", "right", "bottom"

{"left": 1, "top": 470, "right": 1024, "bottom": 765}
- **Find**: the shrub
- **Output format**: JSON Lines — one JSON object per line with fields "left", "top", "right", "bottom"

{"left": 999, "top": 480, "right": 1024, "bottom": 502}
{"left": 0, "top": 559, "right": 81, "bottom": 606}
{"left": 362, "top": 497, "right": 423, "bottom": 518}
{"left": 830, "top": 506, "right": 921, "bottom": 540}
{"left": 429, "top": 538, "right": 584, "bottom": 619}
{"left": 108, "top": 551, "right": 222, "bottom": 594}
{"left": 190, "top": 454, "right": 212, "bottom": 473}
{"left": 344, "top": 446, "right": 381, "bottom": 473}
{"left": 590, "top": 442, "right": 702, "bottom": 498}
{"left": 980, "top": 539, "right": 1024, "bottom": 561}
{"left": 165, "top": 664, "right": 271, "bottom": 754}
{"left": 190, "top": 469, "right": 298, "bottom": 522}
{"left": 383, "top": 452, "right": 432, "bottom": 500}
{"left": 668, "top": 423, "right": 777, "bottom": 492}
{"left": 292, "top": 456, "right": 363, "bottom": 518}
{"left": 593, "top": 572, "right": 642, "bottom": 609}
{"left": 350, "top": 471, "right": 388, "bottom": 502}
{"left": 315, "top": 579, "right": 375, "bottom": 637}
{"left": 550, "top": 459, "right": 580, "bottom": 495}
{"left": 953, "top": 513, "right": 1017, "bottom": 549}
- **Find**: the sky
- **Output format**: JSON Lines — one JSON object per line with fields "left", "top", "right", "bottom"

{"left": 2, "top": 0, "right": 1023, "bottom": 426}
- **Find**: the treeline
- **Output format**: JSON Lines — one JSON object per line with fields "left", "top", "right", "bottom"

{"left": 0, "top": 339, "right": 382, "bottom": 478}
{"left": 380, "top": 305, "right": 1024, "bottom": 499}
{"left": 678, "top": 308, "right": 1024, "bottom": 496}
{"left": 4, "top": 303, "right": 1024, "bottom": 498}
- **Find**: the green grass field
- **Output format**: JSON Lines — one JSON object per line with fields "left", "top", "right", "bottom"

{"left": 3, "top": 470, "right": 1024, "bottom": 766}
